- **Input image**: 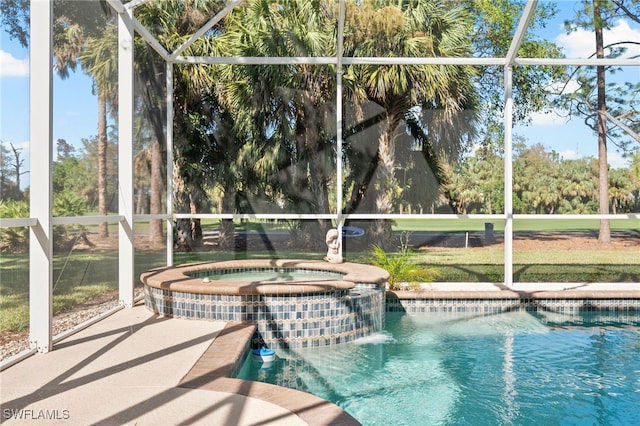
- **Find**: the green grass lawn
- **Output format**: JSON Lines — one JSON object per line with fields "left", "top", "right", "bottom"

{"left": 0, "top": 250, "right": 170, "bottom": 334}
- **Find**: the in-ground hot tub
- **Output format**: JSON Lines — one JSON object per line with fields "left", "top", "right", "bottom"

{"left": 141, "top": 259, "right": 389, "bottom": 349}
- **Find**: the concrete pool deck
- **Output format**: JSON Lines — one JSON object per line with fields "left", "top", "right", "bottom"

{"left": 0, "top": 303, "right": 358, "bottom": 426}
{"left": 2, "top": 282, "right": 639, "bottom": 425}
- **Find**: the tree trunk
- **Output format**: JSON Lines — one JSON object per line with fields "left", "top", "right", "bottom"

{"left": 372, "top": 116, "right": 396, "bottom": 247}
{"left": 9, "top": 142, "right": 22, "bottom": 194}
{"left": 173, "top": 164, "right": 194, "bottom": 251}
{"left": 304, "top": 98, "right": 331, "bottom": 248}
{"left": 172, "top": 158, "right": 203, "bottom": 251}
{"left": 218, "top": 187, "right": 236, "bottom": 250}
{"left": 149, "top": 138, "right": 164, "bottom": 243}
{"left": 98, "top": 93, "right": 109, "bottom": 238}
{"left": 594, "top": 0, "right": 611, "bottom": 243}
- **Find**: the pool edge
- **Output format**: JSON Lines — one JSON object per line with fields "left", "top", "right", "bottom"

{"left": 179, "top": 320, "right": 361, "bottom": 426}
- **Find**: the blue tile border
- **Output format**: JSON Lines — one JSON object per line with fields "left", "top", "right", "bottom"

{"left": 145, "top": 283, "right": 385, "bottom": 349}
{"left": 386, "top": 296, "right": 640, "bottom": 314}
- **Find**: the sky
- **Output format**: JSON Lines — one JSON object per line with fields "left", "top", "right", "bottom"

{"left": 513, "top": 4, "right": 640, "bottom": 168}
{"left": 1, "top": 1, "right": 639, "bottom": 190}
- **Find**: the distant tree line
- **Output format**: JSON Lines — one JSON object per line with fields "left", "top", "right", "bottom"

{"left": 444, "top": 141, "right": 640, "bottom": 215}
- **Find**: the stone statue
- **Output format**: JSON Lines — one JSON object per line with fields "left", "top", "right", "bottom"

{"left": 324, "top": 229, "right": 343, "bottom": 263}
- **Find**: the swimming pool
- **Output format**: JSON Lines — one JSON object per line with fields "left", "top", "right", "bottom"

{"left": 237, "top": 310, "right": 640, "bottom": 425}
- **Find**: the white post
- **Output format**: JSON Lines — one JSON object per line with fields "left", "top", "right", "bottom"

{"left": 29, "top": 0, "right": 54, "bottom": 353}
{"left": 118, "top": 8, "right": 135, "bottom": 306}
{"left": 335, "top": 0, "right": 346, "bottom": 255}
{"left": 503, "top": 66, "right": 514, "bottom": 287}
{"left": 166, "top": 62, "right": 174, "bottom": 266}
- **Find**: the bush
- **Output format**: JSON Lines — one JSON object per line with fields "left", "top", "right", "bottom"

{"left": 53, "top": 191, "right": 89, "bottom": 250}
{"left": 0, "top": 200, "right": 29, "bottom": 253}
{"left": 369, "top": 235, "right": 440, "bottom": 290}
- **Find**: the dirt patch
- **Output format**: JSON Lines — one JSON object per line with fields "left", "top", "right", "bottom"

{"left": 512, "top": 231, "right": 639, "bottom": 251}
{"left": 411, "top": 230, "right": 639, "bottom": 251}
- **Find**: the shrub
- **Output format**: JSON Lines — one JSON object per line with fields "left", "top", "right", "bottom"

{"left": 0, "top": 200, "right": 29, "bottom": 253}
{"left": 53, "top": 190, "right": 89, "bottom": 250}
{"left": 369, "top": 235, "right": 439, "bottom": 290}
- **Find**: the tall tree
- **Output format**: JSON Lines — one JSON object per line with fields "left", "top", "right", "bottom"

{"left": 0, "top": 141, "right": 24, "bottom": 201}
{"left": 559, "top": 0, "right": 640, "bottom": 242}
{"left": 135, "top": 0, "right": 226, "bottom": 250}
{"left": 342, "top": 0, "right": 478, "bottom": 245}
{"left": 237, "top": 0, "right": 336, "bottom": 246}
{"left": 594, "top": 0, "right": 611, "bottom": 242}
{"left": 79, "top": 22, "right": 118, "bottom": 238}
{"left": 8, "top": 142, "right": 26, "bottom": 197}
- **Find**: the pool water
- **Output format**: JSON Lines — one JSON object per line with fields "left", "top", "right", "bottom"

{"left": 202, "top": 269, "right": 344, "bottom": 282}
{"left": 237, "top": 310, "right": 640, "bottom": 425}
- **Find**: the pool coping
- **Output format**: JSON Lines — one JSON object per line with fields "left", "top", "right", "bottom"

{"left": 141, "top": 259, "right": 389, "bottom": 295}
{"left": 178, "top": 321, "right": 361, "bottom": 426}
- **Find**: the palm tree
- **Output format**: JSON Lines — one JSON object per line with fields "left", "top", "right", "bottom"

{"left": 133, "top": 0, "right": 226, "bottom": 248}
{"left": 53, "top": 1, "right": 115, "bottom": 238}
{"left": 79, "top": 23, "right": 118, "bottom": 238}
{"left": 185, "top": 0, "right": 337, "bottom": 248}
{"left": 341, "top": 0, "right": 478, "bottom": 245}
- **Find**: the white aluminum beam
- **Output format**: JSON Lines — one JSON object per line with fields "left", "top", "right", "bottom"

{"left": 132, "top": 17, "right": 171, "bottom": 62}
{"left": 0, "top": 218, "right": 38, "bottom": 228}
{"left": 133, "top": 214, "right": 172, "bottom": 220}
{"left": 336, "top": 0, "right": 346, "bottom": 256}
{"left": 506, "top": 0, "right": 537, "bottom": 65}
{"left": 170, "top": 0, "right": 245, "bottom": 60}
{"left": 52, "top": 215, "right": 123, "bottom": 225}
{"left": 515, "top": 58, "right": 640, "bottom": 66}
{"left": 172, "top": 213, "right": 338, "bottom": 220}
{"left": 171, "top": 213, "right": 638, "bottom": 221}
{"left": 118, "top": 7, "right": 135, "bottom": 307}
{"left": 176, "top": 55, "right": 640, "bottom": 66}
{"left": 175, "top": 55, "right": 508, "bottom": 66}
{"left": 171, "top": 213, "right": 541, "bottom": 220}
{"left": 504, "top": 65, "right": 515, "bottom": 287}
{"left": 105, "top": 0, "right": 124, "bottom": 14}
{"left": 166, "top": 62, "right": 174, "bottom": 266}
{"left": 513, "top": 214, "right": 640, "bottom": 220}
{"left": 29, "top": 0, "right": 54, "bottom": 353}
{"left": 125, "top": 0, "right": 151, "bottom": 11}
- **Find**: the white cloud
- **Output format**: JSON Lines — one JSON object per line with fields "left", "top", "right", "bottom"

{"left": 608, "top": 152, "right": 630, "bottom": 169}
{"left": 559, "top": 149, "right": 578, "bottom": 160}
{"left": 2, "top": 140, "right": 30, "bottom": 158}
{"left": 0, "top": 49, "right": 29, "bottom": 77}
{"left": 556, "top": 19, "right": 640, "bottom": 59}
{"left": 529, "top": 109, "right": 569, "bottom": 126}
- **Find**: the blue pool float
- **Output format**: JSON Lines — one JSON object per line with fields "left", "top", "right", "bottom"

{"left": 252, "top": 347, "right": 276, "bottom": 362}
{"left": 342, "top": 226, "right": 365, "bottom": 238}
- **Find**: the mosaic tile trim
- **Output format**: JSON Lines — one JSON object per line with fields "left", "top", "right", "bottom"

{"left": 144, "top": 284, "right": 384, "bottom": 349}
{"left": 386, "top": 297, "right": 640, "bottom": 314}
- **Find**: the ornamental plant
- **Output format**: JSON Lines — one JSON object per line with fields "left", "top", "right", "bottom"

{"left": 369, "top": 235, "right": 439, "bottom": 290}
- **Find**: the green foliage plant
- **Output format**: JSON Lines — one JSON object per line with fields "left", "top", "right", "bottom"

{"left": 0, "top": 200, "right": 29, "bottom": 253}
{"left": 53, "top": 190, "right": 89, "bottom": 250}
{"left": 369, "top": 235, "right": 439, "bottom": 290}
